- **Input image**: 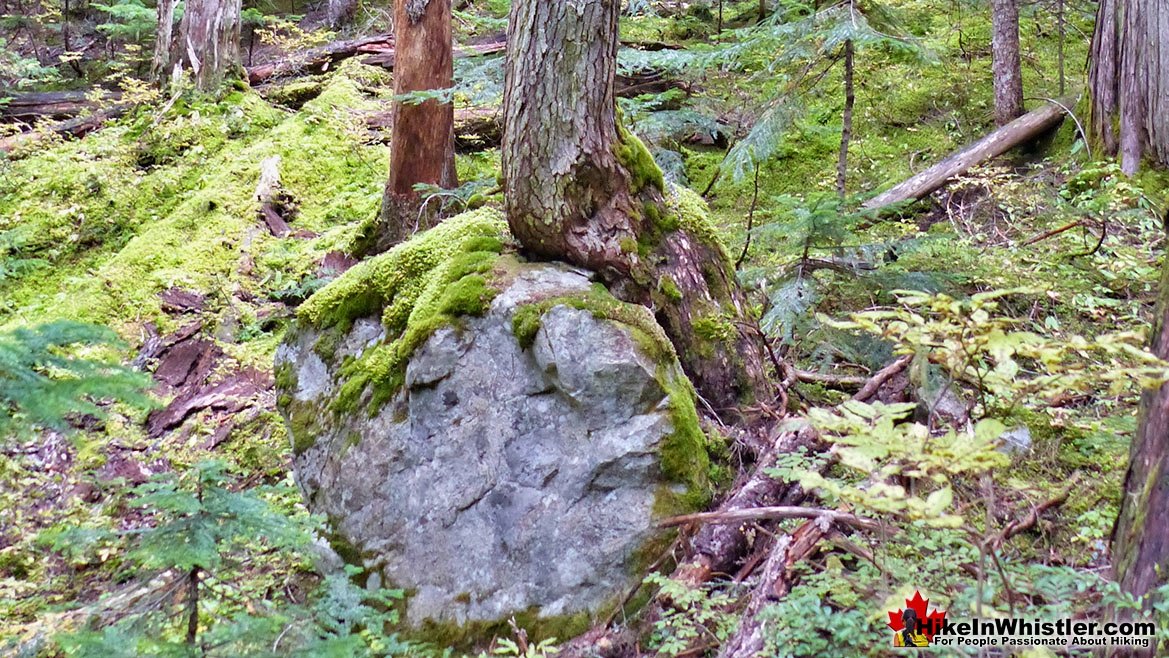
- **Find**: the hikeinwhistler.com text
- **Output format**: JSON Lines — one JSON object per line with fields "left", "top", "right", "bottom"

{"left": 926, "top": 617, "right": 1157, "bottom": 649}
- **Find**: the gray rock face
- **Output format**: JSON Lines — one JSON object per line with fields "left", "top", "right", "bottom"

{"left": 277, "top": 263, "right": 700, "bottom": 629}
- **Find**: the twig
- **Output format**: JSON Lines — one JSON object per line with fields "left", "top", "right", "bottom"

{"left": 736, "top": 163, "right": 761, "bottom": 269}
{"left": 659, "top": 506, "right": 881, "bottom": 533}
{"left": 1021, "top": 218, "right": 1082, "bottom": 246}
{"left": 852, "top": 355, "right": 912, "bottom": 401}
{"left": 795, "top": 370, "right": 869, "bottom": 388}
{"left": 988, "top": 476, "right": 1077, "bottom": 550}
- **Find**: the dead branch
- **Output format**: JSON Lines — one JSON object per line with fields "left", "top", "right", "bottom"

{"left": 863, "top": 99, "right": 1071, "bottom": 210}
{"left": 659, "top": 506, "right": 880, "bottom": 533}
{"left": 852, "top": 355, "right": 913, "bottom": 402}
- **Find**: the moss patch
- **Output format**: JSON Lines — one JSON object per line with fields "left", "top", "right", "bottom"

{"left": 615, "top": 123, "right": 666, "bottom": 193}
{"left": 298, "top": 208, "right": 510, "bottom": 413}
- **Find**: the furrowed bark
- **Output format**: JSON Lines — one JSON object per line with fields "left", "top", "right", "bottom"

{"left": 836, "top": 38, "right": 854, "bottom": 198}
{"left": 990, "top": 0, "right": 1024, "bottom": 125}
{"left": 154, "top": 0, "right": 242, "bottom": 91}
{"left": 502, "top": 0, "right": 775, "bottom": 419}
{"left": 1089, "top": 0, "right": 1169, "bottom": 173}
{"left": 1109, "top": 239, "right": 1169, "bottom": 658}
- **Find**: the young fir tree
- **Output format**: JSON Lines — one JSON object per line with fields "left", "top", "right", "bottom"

{"left": 0, "top": 321, "right": 150, "bottom": 440}
{"left": 51, "top": 461, "right": 406, "bottom": 656}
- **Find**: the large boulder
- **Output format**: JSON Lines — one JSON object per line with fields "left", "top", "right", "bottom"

{"left": 275, "top": 208, "right": 710, "bottom": 638}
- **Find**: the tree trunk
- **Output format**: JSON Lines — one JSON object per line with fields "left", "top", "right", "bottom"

{"left": 373, "top": 0, "right": 458, "bottom": 251}
{"left": 990, "top": 0, "right": 1024, "bottom": 126}
{"left": 154, "top": 0, "right": 242, "bottom": 91}
{"left": 502, "top": 0, "right": 774, "bottom": 420}
{"left": 1110, "top": 242, "right": 1169, "bottom": 658}
{"left": 151, "top": 0, "right": 178, "bottom": 83}
{"left": 836, "top": 39, "right": 854, "bottom": 198}
{"left": 1089, "top": 0, "right": 1169, "bottom": 173}
{"left": 327, "top": 0, "right": 357, "bottom": 27}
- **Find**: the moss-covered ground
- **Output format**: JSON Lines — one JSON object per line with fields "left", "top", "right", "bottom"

{"left": 2, "top": 0, "right": 1168, "bottom": 654}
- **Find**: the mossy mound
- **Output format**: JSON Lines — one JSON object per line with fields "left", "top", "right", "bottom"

{"left": 296, "top": 207, "right": 511, "bottom": 412}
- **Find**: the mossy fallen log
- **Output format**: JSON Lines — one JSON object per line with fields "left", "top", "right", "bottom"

{"left": 863, "top": 99, "right": 1072, "bottom": 210}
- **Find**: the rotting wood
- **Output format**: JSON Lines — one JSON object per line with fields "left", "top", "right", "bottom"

{"left": 245, "top": 34, "right": 506, "bottom": 85}
{"left": 863, "top": 100, "right": 1070, "bottom": 210}
{"left": 254, "top": 155, "right": 295, "bottom": 237}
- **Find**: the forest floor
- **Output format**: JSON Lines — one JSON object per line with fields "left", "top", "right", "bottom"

{"left": 2, "top": 1, "right": 1169, "bottom": 656}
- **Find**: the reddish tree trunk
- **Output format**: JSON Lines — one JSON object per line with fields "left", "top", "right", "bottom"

{"left": 374, "top": 0, "right": 458, "bottom": 251}
{"left": 1089, "top": 0, "right": 1169, "bottom": 173}
{"left": 502, "top": 0, "right": 774, "bottom": 421}
{"left": 991, "top": 0, "right": 1024, "bottom": 126}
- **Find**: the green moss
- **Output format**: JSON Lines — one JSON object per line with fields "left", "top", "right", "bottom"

{"left": 510, "top": 283, "right": 675, "bottom": 364}
{"left": 299, "top": 208, "right": 510, "bottom": 414}
{"left": 659, "top": 276, "right": 683, "bottom": 302}
{"left": 286, "top": 403, "right": 323, "bottom": 455}
{"left": 692, "top": 314, "right": 735, "bottom": 343}
{"left": 615, "top": 124, "right": 666, "bottom": 193}
{"left": 411, "top": 606, "right": 593, "bottom": 652}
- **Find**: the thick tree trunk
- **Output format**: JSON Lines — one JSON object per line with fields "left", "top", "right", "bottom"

{"left": 1110, "top": 244, "right": 1169, "bottom": 658}
{"left": 502, "top": 0, "right": 774, "bottom": 420}
{"left": 991, "top": 0, "right": 1024, "bottom": 126}
{"left": 373, "top": 0, "right": 458, "bottom": 251}
{"left": 1089, "top": 0, "right": 1169, "bottom": 173}
{"left": 154, "top": 0, "right": 242, "bottom": 91}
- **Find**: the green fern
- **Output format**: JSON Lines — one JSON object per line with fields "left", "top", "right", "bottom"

{"left": 0, "top": 321, "right": 152, "bottom": 439}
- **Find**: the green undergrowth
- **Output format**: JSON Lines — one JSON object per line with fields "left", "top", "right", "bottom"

{"left": 0, "top": 64, "right": 390, "bottom": 334}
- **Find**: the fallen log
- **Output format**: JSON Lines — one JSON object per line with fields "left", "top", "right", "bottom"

{"left": 673, "top": 427, "right": 818, "bottom": 586}
{"left": 364, "top": 106, "right": 502, "bottom": 150}
{"left": 254, "top": 155, "right": 295, "bottom": 237}
{"left": 245, "top": 34, "right": 507, "bottom": 85}
{"left": 659, "top": 505, "right": 880, "bottom": 532}
{"left": 245, "top": 33, "right": 395, "bottom": 85}
{"left": 0, "top": 90, "right": 120, "bottom": 121}
{"left": 863, "top": 99, "right": 1070, "bottom": 211}
{"left": 0, "top": 105, "right": 128, "bottom": 155}
{"left": 716, "top": 518, "right": 832, "bottom": 658}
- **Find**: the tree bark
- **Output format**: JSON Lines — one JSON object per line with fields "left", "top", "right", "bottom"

{"left": 373, "top": 0, "right": 458, "bottom": 251}
{"left": 327, "top": 0, "right": 358, "bottom": 27}
{"left": 151, "top": 0, "right": 178, "bottom": 83}
{"left": 154, "top": 0, "right": 242, "bottom": 91}
{"left": 836, "top": 39, "right": 855, "bottom": 198}
{"left": 1089, "top": 0, "right": 1169, "bottom": 173}
{"left": 991, "top": 0, "right": 1024, "bottom": 126}
{"left": 1110, "top": 241, "right": 1169, "bottom": 658}
{"left": 502, "top": 0, "right": 775, "bottom": 420}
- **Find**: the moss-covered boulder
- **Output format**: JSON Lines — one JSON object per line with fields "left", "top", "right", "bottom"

{"left": 275, "top": 208, "right": 710, "bottom": 636}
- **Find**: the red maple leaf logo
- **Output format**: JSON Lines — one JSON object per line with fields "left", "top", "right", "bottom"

{"left": 887, "top": 590, "right": 947, "bottom": 641}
